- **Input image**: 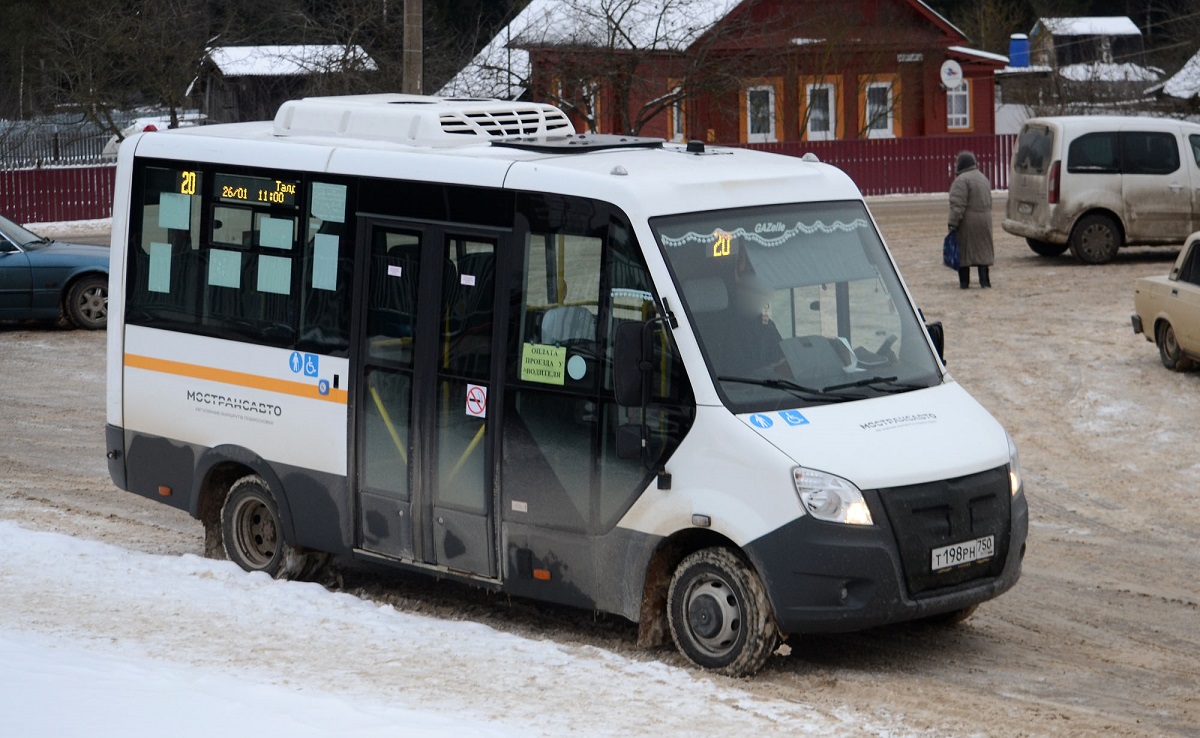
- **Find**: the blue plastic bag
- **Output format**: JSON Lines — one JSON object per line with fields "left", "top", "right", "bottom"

{"left": 943, "top": 230, "right": 960, "bottom": 270}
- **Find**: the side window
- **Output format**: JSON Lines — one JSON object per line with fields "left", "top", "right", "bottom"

{"left": 860, "top": 75, "right": 900, "bottom": 139}
{"left": 804, "top": 82, "right": 838, "bottom": 141}
{"left": 298, "top": 181, "right": 354, "bottom": 356}
{"left": 1067, "top": 132, "right": 1119, "bottom": 173}
{"left": 1190, "top": 134, "right": 1200, "bottom": 168}
{"left": 1179, "top": 243, "right": 1200, "bottom": 286}
{"left": 127, "top": 166, "right": 204, "bottom": 324}
{"left": 502, "top": 193, "right": 693, "bottom": 534}
{"left": 126, "top": 166, "right": 309, "bottom": 348}
{"left": 742, "top": 79, "right": 781, "bottom": 143}
{"left": 947, "top": 82, "right": 970, "bottom": 131}
{"left": 202, "top": 175, "right": 301, "bottom": 342}
{"left": 1121, "top": 131, "right": 1180, "bottom": 175}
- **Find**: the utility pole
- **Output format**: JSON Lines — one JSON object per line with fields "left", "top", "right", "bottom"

{"left": 403, "top": 0, "right": 423, "bottom": 94}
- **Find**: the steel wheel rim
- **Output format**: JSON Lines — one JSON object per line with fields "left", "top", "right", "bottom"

{"left": 682, "top": 572, "right": 742, "bottom": 658}
{"left": 1164, "top": 325, "right": 1179, "bottom": 358}
{"left": 232, "top": 496, "right": 278, "bottom": 569}
{"left": 1079, "top": 224, "right": 1113, "bottom": 261}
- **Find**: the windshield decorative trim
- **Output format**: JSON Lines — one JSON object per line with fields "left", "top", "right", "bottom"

{"left": 659, "top": 218, "right": 871, "bottom": 249}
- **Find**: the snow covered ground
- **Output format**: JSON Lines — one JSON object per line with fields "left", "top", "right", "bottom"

{"left": 0, "top": 522, "right": 884, "bottom": 737}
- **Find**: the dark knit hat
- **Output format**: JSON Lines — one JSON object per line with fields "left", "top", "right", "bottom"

{"left": 956, "top": 151, "right": 977, "bottom": 173}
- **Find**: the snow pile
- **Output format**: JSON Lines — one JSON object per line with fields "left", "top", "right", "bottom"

{"left": 0, "top": 522, "right": 876, "bottom": 737}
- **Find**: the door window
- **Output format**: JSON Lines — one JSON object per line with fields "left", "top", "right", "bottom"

{"left": 503, "top": 193, "right": 692, "bottom": 534}
{"left": 1121, "top": 131, "right": 1180, "bottom": 175}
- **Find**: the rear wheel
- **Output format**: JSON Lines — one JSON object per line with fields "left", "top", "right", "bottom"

{"left": 1026, "top": 238, "right": 1068, "bottom": 257}
{"left": 65, "top": 274, "right": 108, "bottom": 329}
{"left": 667, "top": 547, "right": 777, "bottom": 676}
{"left": 221, "top": 474, "right": 325, "bottom": 579}
{"left": 1069, "top": 214, "right": 1121, "bottom": 264}
{"left": 1157, "top": 321, "right": 1193, "bottom": 371}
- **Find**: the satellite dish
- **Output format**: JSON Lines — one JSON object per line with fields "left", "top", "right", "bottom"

{"left": 940, "top": 60, "right": 964, "bottom": 89}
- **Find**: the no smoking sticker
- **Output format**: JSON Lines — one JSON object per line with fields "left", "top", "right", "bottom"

{"left": 465, "top": 384, "right": 487, "bottom": 418}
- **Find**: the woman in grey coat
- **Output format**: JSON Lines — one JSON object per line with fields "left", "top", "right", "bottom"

{"left": 947, "top": 150, "right": 994, "bottom": 288}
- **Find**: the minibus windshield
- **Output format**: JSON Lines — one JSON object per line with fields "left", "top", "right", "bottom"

{"left": 652, "top": 200, "right": 942, "bottom": 412}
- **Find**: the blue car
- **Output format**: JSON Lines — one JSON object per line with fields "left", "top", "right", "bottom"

{"left": 0, "top": 213, "right": 109, "bottom": 329}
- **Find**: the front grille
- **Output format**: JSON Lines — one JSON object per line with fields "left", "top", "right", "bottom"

{"left": 876, "top": 466, "right": 1011, "bottom": 597}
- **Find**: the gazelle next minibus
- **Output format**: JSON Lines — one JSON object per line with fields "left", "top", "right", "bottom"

{"left": 105, "top": 94, "right": 1027, "bottom": 675}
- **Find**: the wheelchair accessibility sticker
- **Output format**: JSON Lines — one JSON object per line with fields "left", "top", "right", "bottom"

{"left": 748, "top": 411, "right": 809, "bottom": 429}
{"left": 779, "top": 410, "right": 809, "bottom": 426}
{"left": 289, "top": 351, "right": 319, "bottom": 377}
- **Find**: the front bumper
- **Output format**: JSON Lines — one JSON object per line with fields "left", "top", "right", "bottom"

{"left": 746, "top": 472, "right": 1028, "bottom": 634}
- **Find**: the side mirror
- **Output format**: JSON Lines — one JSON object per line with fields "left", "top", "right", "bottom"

{"left": 925, "top": 320, "right": 945, "bottom": 363}
{"left": 613, "top": 321, "right": 645, "bottom": 407}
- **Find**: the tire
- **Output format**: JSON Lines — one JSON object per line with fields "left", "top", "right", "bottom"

{"left": 65, "top": 274, "right": 108, "bottom": 330}
{"left": 1068, "top": 214, "right": 1121, "bottom": 264}
{"left": 1157, "top": 321, "right": 1193, "bottom": 372}
{"left": 220, "top": 474, "right": 317, "bottom": 579}
{"left": 1026, "top": 238, "right": 1069, "bottom": 257}
{"left": 667, "top": 547, "right": 778, "bottom": 676}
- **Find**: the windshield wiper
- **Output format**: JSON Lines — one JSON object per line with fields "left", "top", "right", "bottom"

{"left": 822, "top": 375, "right": 924, "bottom": 394}
{"left": 718, "top": 375, "right": 863, "bottom": 402}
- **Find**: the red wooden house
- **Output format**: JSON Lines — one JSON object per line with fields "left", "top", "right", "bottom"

{"left": 440, "top": 0, "right": 1007, "bottom": 144}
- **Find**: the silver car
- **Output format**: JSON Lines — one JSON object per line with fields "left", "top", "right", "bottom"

{"left": 1003, "top": 116, "right": 1200, "bottom": 264}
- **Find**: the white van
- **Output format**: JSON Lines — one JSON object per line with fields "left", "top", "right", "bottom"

{"left": 104, "top": 94, "right": 1028, "bottom": 676}
{"left": 1003, "top": 115, "right": 1200, "bottom": 263}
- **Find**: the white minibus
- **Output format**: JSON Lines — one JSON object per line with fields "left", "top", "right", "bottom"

{"left": 105, "top": 94, "right": 1026, "bottom": 675}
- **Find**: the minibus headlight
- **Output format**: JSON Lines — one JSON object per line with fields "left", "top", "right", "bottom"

{"left": 793, "top": 467, "right": 873, "bottom": 525}
{"left": 1007, "top": 432, "right": 1023, "bottom": 497}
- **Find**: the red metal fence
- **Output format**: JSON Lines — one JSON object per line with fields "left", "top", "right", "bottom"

{"left": 0, "top": 134, "right": 1017, "bottom": 224}
{"left": 0, "top": 165, "right": 117, "bottom": 224}
{"left": 743, "top": 133, "right": 1018, "bottom": 197}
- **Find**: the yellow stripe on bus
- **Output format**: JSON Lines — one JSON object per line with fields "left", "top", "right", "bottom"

{"left": 126, "top": 354, "right": 349, "bottom": 404}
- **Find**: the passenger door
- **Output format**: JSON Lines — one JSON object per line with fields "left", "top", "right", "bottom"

{"left": 1173, "top": 241, "right": 1200, "bottom": 352}
{"left": 354, "top": 218, "right": 500, "bottom": 578}
{"left": 1120, "top": 130, "right": 1194, "bottom": 241}
{"left": 0, "top": 241, "right": 33, "bottom": 314}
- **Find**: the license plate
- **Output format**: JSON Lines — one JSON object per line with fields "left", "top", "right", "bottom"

{"left": 1018, "top": 201, "right": 1034, "bottom": 215}
{"left": 931, "top": 535, "right": 995, "bottom": 572}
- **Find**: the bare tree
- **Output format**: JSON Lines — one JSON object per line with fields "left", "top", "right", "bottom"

{"left": 443, "top": 0, "right": 962, "bottom": 140}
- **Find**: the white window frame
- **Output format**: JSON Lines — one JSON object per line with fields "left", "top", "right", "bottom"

{"left": 746, "top": 85, "right": 777, "bottom": 143}
{"left": 805, "top": 83, "right": 837, "bottom": 141}
{"left": 864, "top": 82, "right": 895, "bottom": 139}
{"left": 947, "top": 83, "right": 970, "bottom": 130}
{"left": 669, "top": 86, "right": 686, "bottom": 142}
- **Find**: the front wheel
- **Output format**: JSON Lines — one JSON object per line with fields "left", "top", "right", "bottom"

{"left": 667, "top": 547, "right": 778, "bottom": 676}
{"left": 1069, "top": 214, "right": 1121, "bottom": 264}
{"left": 221, "top": 474, "right": 324, "bottom": 579}
{"left": 1157, "top": 321, "right": 1193, "bottom": 371}
{"left": 65, "top": 274, "right": 108, "bottom": 329}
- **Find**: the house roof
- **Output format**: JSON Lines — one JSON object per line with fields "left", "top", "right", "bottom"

{"left": 1152, "top": 49, "right": 1200, "bottom": 99}
{"left": 948, "top": 46, "right": 1008, "bottom": 66}
{"left": 208, "top": 45, "right": 377, "bottom": 78}
{"left": 439, "top": 0, "right": 969, "bottom": 99}
{"left": 1059, "top": 62, "right": 1160, "bottom": 83}
{"left": 1034, "top": 17, "right": 1141, "bottom": 37}
{"left": 438, "top": 0, "right": 740, "bottom": 98}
